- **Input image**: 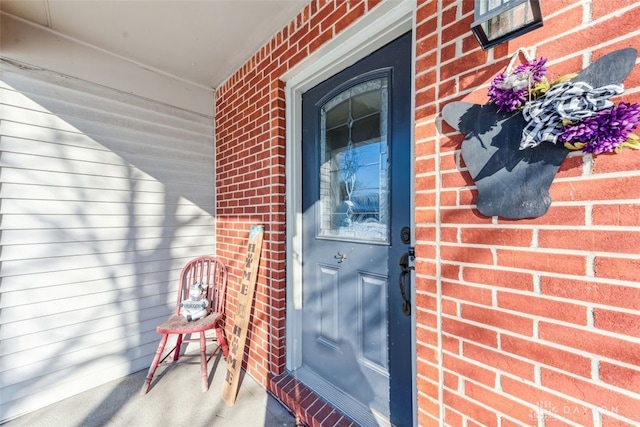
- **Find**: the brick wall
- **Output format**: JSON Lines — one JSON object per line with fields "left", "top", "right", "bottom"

{"left": 215, "top": 0, "right": 640, "bottom": 425}
{"left": 416, "top": 0, "right": 640, "bottom": 426}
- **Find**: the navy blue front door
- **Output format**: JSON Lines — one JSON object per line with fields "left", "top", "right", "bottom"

{"left": 300, "top": 32, "right": 413, "bottom": 426}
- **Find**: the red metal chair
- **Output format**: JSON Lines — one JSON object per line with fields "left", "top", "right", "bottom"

{"left": 141, "top": 256, "right": 229, "bottom": 394}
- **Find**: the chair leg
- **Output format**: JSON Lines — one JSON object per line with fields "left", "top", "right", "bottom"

{"left": 215, "top": 325, "right": 229, "bottom": 360}
{"left": 173, "top": 334, "right": 183, "bottom": 361}
{"left": 141, "top": 334, "right": 169, "bottom": 395}
{"left": 200, "top": 332, "right": 209, "bottom": 392}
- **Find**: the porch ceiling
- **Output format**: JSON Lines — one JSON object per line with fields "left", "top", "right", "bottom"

{"left": 0, "top": 0, "right": 307, "bottom": 89}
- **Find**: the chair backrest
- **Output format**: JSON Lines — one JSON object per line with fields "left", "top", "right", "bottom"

{"left": 175, "top": 256, "right": 228, "bottom": 315}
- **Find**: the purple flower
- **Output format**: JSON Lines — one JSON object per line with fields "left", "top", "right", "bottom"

{"left": 488, "top": 57, "right": 548, "bottom": 112}
{"left": 514, "top": 57, "right": 548, "bottom": 81}
{"left": 559, "top": 102, "right": 640, "bottom": 154}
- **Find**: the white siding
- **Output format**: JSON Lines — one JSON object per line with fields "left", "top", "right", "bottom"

{"left": 0, "top": 62, "right": 216, "bottom": 422}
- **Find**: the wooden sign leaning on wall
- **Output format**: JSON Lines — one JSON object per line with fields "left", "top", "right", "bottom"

{"left": 221, "top": 225, "right": 264, "bottom": 405}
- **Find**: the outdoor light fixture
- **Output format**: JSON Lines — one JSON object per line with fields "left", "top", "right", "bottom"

{"left": 471, "top": 0, "right": 543, "bottom": 50}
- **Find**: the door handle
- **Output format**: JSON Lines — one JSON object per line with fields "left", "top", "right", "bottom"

{"left": 334, "top": 251, "right": 348, "bottom": 263}
{"left": 398, "top": 247, "right": 414, "bottom": 316}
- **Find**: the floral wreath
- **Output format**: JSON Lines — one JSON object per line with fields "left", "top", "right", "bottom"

{"left": 487, "top": 52, "right": 640, "bottom": 155}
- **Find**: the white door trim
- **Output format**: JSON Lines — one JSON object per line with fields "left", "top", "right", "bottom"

{"left": 283, "top": 0, "right": 416, "bottom": 425}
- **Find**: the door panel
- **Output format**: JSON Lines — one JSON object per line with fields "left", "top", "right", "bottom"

{"left": 300, "top": 32, "right": 412, "bottom": 427}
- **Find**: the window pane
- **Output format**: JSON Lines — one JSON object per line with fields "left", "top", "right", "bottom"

{"left": 318, "top": 78, "right": 389, "bottom": 243}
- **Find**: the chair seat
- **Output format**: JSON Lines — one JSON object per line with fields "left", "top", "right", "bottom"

{"left": 157, "top": 312, "right": 223, "bottom": 334}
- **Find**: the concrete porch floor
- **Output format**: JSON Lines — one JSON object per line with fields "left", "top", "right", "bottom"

{"left": 2, "top": 351, "right": 296, "bottom": 427}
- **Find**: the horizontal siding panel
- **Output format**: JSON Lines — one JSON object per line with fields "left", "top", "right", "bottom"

{"left": 1, "top": 353, "right": 154, "bottom": 417}
{"left": 0, "top": 214, "right": 213, "bottom": 232}
{"left": 0, "top": 184, "right": 213, "bottom": 207}
{"left": 0, "top": 306, "right": 176, "bottom": 352}
{"left": 0, "top": 141, "right": 213, "bottom": 182}
{"left": 0, "top": 119, "right": 212, "bottom": 167}
{"left": 0, "top": 235, "right": 215, "bottom": 262}
{"left": 0, "top": 223, "right": 214, "bottom": 243}
{"left": 0, "top": 102, "right": 212, "bottom": 158}
{"left": 1, "top": 321, "right": 161, "bottom": 376}
{"left": 1, "top": 70, "right": 212, "bottom": 132}
{"left": 1, "top": 290, "right": 176, "bottom": 341}
{"left": 0, "top": 122, "right": 211, "bottom": 165}
{"left": 0, "top": 62, "right": 216, "bottom": 421}
{"left": 1, "top": 165, "right": 169, "bottom": 193}
{"left": 1, "top": 273, "right": 173, "bottom": 307}
{"left": 0, "top": 255, "right": 204, "bottom": 297}
{"left": 0, "top": 242, "right": 215, "bottom": 276}
{"left": 0, "top": 198, "right": 213, "bottom": 216}
{"left": 1, "top": 339, "right": 158, "bottom": 402}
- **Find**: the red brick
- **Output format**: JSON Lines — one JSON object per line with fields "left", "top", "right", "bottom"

{"left": 461, "top": 227, "right": 533, "bottom": 247}
{"left": 416, "top": 16, "right": 438, "bottom": 42}
{"left": 443, "top": 353, "right": 496, "bottom": 387}
{"left": 600, "top": 362, "right": 640, "bottom": 395}
{"left": 441, "top": 14, "right": 477, "bottom": 55}
{"left": 416, "top": 0, "right": 437, "bottom": 24}
{"left": 417, "top": 260, "right": 437, "bottom": 279}
{"left": 442, "top": 334, "right": 460, "bottom": 355}
{"left": 461, "top": 304, "right": 534, "bottom": 335}
{"left": 555, "top": 154, "right": 584, "bottom": 178}
{"left": 333, "top": 1, "right": 365, "bottom": 35}
{"left": 416, "top": 173, "right": 437, "bottom": 191}
{"left": 459, "top": 189, "right": 477, "bottom": 205}
{"left": 496, "top": 249, "right": 587, "bottom": 276}
{"left": 592, "top": 148, "right": 640, "bottom": 174}
{"left": 441, "top": 281, "right": 493, "bottom": 306}
{"left": 441, "top": 298, "right": 458, "bottom": 316}
{"left": 441, "top": 208, "right": 493, "bottom": 225}
{"left": 501, "top": 334, "right": 592, "bottom": 377}
{"left": 444, "top": 407, "right": 463, "bottom": 427}
{"left": 539, "top": 229, "right": 640, "bottom": 254}
{"left": 438, "top": 190, "right": 458, "bottom": 207}
{"left": 440, "top": 227, "right": 458, "bottom": 243}
{"left": 415, "top": 87, "right": 436, "bottom": 111}
{"left": 440, "top": 42, "right": 456, "bottom": 64}
{"left": 601, "top": 414, "right": 639, "bottom": 427}
{"left": 441, "top": 168, "right": 473, "bottom": 187}
{"left": 542, "top": 369, "right": 640, "bottom": 422}
{"left": 594, "top": 308, "right": 640, "bottom": 339}
{"left": 592, "top": 204, "right": 640, "bottom": 227}
{"left": 496, "top": 205, "right": 586, "bottom": 226}
{"left": 417, "top": 395, "right": 440, "bottom": 425}
{"left": 418, "top": 374, "right": 439, "bottom": 399}
{"left": 463, "top": 342, "right": 535, "bottom": 381}
{"left": 497, "top": 291, "right": 588, "bottom": 325}
{"left": 444, "top": 390, "right": 498, "bottom": 427}
{"left": 592, "top": 0, "right": 640, "bottom": 19}
{"left": 416, "top": 291, "right": 437, "bottom": 310}
{"left": 418, "top": 358, "right": 440, "bottom": 383}
{"left": 541, "top": 277, "right": 640, "bottom": 311}
{"left": 539, "top": 322, "right": 640, "bottom": 366}
{"left": 441, "top": 245, "right": 494, "bottom": 265}
{"left": 417, "top": 309, "right": 438, "bottom": 329}
{"left": 500, "top": 419, "right": 527, "bottom": 427}
{"left": 551, "top": 177, "right": 640, "bottom": 203}
{"left": 462, "top": 267, "right": 533, "bottom": 291}
{"left": 465, "top": 381, "right": 535, "bottom": 425}
{"left": 443, "top": 317, "right": 498, "bottom": 347}
{"left": 502, "top": 376, "right": 593, "bottom": 426}
{"left": 439, "top": 2, "right": 458, "bottom": 27}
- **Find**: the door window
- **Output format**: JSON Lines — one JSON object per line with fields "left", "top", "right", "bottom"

{"left": 318, "top": 77, "right": 390, "bottom": 243}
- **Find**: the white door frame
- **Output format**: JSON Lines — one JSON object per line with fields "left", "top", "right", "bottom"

{"left": 282, "top": 0, "right": 416, "bottom": 425}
